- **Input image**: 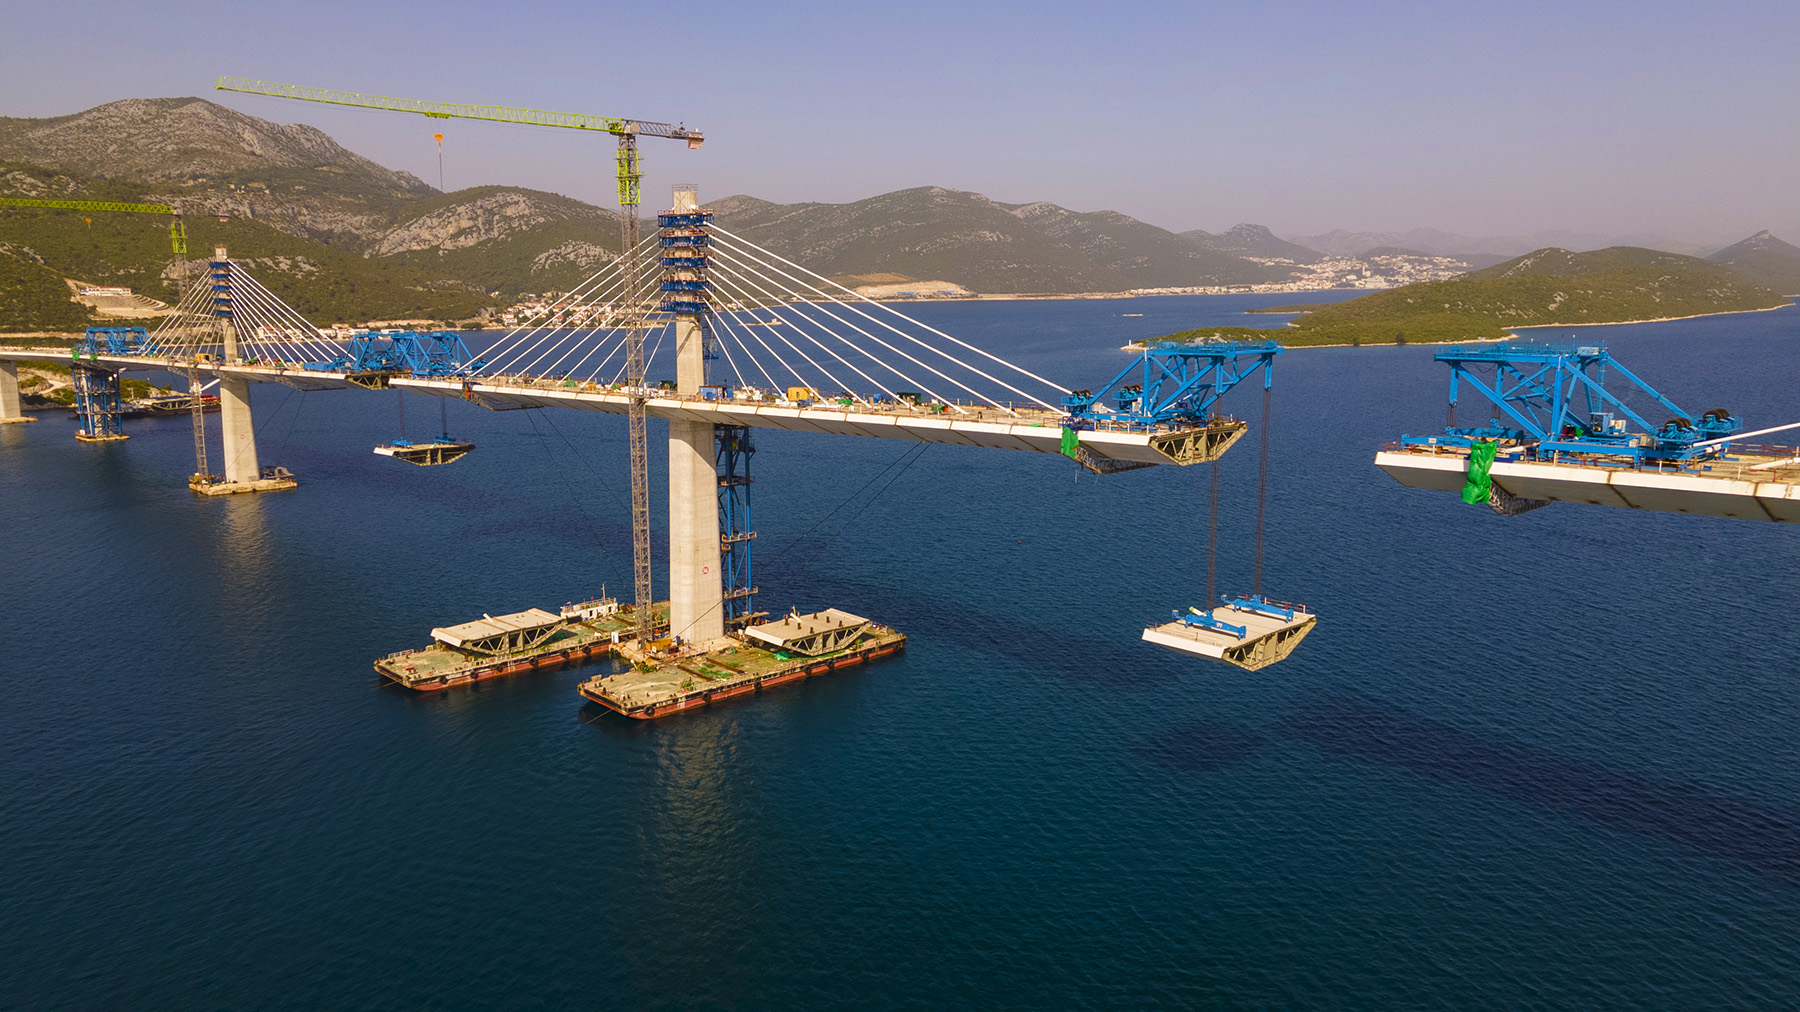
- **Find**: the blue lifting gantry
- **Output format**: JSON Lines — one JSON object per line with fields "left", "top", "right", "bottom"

{"left": 1063, "top": 338, "right": 1282, "bottom": 428}
{"left": 1410, "top": 341, "right": 1741, "bottom": 464}
{"left": 306, "top": 330, "right": 486, "bottom": 379}
{"left": 1114, "top": 338, "right": 1318, "bottom": 671}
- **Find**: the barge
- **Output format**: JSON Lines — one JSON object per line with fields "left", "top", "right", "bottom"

{"left": 579, "top": 608, "right": 905, "bottom": 719}
{"left": 375, "top": 595, "right": 668, "bottom": 690}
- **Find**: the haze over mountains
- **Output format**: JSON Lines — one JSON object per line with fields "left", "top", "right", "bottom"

{"left": 1, "top": 96, "right": 1796, "bottom": 332}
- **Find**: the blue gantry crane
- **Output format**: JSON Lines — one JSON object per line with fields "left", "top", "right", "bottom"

{"left": 1416, "top": 341, "right": 1741, "bottom": 464}
{"left": 1116, "top": 338, "right": 1317, "bottom": 670}
{"left": 1376, "top": 339, "right": 1800, "bottom": 521}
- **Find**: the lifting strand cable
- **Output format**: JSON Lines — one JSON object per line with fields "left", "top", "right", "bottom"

{"left": 1207, "top": 458, "right": 1219, "bottom": 606}
{"left": 772, "top": 442, "right": 933, "bottom": 579}
{"left": 524, "top": 409, "right": 617, "bottom": 565}
{"left": 760, "top": 440, "right": 931, "bottom": 571}
{"left": 1254, "top": 385, "right": 1270, "bottom": 597}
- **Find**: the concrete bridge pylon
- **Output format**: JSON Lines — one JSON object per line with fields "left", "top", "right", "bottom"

{"left": 665, "top": 187, "right": 725, "bottom": 648}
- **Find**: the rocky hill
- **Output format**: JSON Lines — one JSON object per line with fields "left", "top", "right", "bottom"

{"left": 1182, "top": 223, "right": 1321, "bottom": 263}
{"left": 1001, "top": 203, "right": 1293, "bottom": 286}
{"left": 1705, "top": 230, "right": 1800, "bottom": 295}
{"left": 0, "top": 98, "right": 433, "bottom": 246}
{"left": 711, "top": 188, "right": 1135, "bottom": 294}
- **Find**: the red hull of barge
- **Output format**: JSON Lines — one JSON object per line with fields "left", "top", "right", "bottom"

{"left": 582, "top": 641, "right": 904, "bottom": 719}
{"left": 378, "top": 640, "right": 616, "bottom": 691}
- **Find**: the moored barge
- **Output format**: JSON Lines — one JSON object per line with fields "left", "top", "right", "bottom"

{"left": 579, "top": 608, "right": 905, "bottom": 719}
{"left": 376, "top": 595, "right": 667, "bottom": 690}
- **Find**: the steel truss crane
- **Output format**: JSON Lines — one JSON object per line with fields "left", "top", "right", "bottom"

{"left": 216, "top": 76, "right": 703, "bottom": 644}
{"left": 0, "top": 196, "right": 188, "bottom": 254}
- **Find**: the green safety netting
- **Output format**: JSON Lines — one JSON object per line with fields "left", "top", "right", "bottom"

{"left": 1461, "top": 440, "right": 1498, "bottom": 505}
{"left": 1060, "top": 427, "right": 1080, "bottom": 459}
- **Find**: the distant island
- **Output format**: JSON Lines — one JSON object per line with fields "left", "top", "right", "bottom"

{"left": 1136, "top": 245, "right": 1795, "bottom": 349}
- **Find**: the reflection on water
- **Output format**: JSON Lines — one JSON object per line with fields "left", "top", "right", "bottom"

{"left": 213, "top": 492, "right": 274, "bottom": 593}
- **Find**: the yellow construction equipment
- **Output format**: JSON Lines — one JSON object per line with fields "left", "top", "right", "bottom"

{"left": 0, "top": 196, "right": 188, "bottom": 254}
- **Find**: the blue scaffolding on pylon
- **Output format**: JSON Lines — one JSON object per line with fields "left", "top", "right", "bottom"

{"left": 716, "top": 426, "right": 759, "bottom": 626}
{"left": 1409, "top": 341, "right": 1742, "bottom": 463}
{"left": 70, "top": 364, "right": 126, "bottom": 441}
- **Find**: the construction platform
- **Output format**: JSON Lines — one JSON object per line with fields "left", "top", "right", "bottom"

{"left": 189, "top": 467, "right": 298, "bottom": 496}
{"left": 0, "top": 415, "right": 36, "bottom": 425}
{"left": 1143, "top": 597, "right": 1317, "bottom": 671}
{"left": 1376, "top": 442, "right": 1800, "bottom": 522}
{"left": 373, "top": 438, "right": 474, "bottom": 465}
{"left": 579, "top": 608, "right": 906, "bottom": 719}
{"left": 375, "top": 596, "right": 668, "bottom": 690}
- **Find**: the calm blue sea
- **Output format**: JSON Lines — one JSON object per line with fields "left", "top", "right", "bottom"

{"left": 3, "top": 292, "right": 1798, "bottom": 1010}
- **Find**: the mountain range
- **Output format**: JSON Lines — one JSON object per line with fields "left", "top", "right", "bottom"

{"left": 1, "top": 96, "right": 1797, "bottom": 330}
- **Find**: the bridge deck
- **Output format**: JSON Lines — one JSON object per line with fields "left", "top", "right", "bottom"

{"left": 395, "top": 377, "right": 1192, "bottom": 465}
{"left": 0, "top": 348, "right": 1202, "bottom": 466}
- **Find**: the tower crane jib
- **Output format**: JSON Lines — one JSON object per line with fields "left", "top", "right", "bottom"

{"left": 214, "top": 75, "right": 701, "bottom": 644}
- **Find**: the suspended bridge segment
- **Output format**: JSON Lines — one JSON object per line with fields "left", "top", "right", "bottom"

{"left": 1377, "top": 341, "right": 1800, "bottom": 521}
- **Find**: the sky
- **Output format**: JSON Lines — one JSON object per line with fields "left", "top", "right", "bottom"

{"left": 3, "top": 0, "right": 1797, "bottom": 245}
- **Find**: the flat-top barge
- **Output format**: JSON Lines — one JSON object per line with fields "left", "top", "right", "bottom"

{"left": 579, "top": 608, "right": 905, "bottom": 719}
{"left": 376, "top": 595, "right": 667, "bottom": 690}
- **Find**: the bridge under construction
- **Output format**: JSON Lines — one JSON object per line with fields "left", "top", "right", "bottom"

{"left": 0, "top": 182, "right": 1303, "bottom": 703}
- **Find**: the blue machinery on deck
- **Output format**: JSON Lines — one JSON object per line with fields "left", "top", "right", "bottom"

{"left": 1371, "top": 340, "right": 1800, "bottom": 519}
{"left": 1410, "top": 341, "right": 1741, "bottom": 464}
{"left": 1057, "top": 339, "right": 1282, "bottom": 474}
{"left": 307, "top": 331, "right": 485, "bottom": 385}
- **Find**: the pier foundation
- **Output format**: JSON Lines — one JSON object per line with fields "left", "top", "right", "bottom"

{"left": 0, "top": 360, "right": 36, "bottom": 423}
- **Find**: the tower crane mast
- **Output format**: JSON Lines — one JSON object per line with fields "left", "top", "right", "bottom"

{"left": 214, "top": 77, "right": 702, "bottom": 644}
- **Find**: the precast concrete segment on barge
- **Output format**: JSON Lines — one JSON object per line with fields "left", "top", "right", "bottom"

{"left": 375, "top": 598, "right": 668, "bottom": 690}
{"left": 1376, "top": 444, "right": 1800, "bottom": 522}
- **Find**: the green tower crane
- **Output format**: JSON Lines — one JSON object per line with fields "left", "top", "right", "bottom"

{"left": 0, "top": 196, "right": 188, "bottom": 254}
{"left": 214, "top": 75, "right": 704, "bottom": 645}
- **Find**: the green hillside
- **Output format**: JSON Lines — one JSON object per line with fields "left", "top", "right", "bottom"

{"left": 0, "top": 169, "right": 493, "bottom": 330}
{"left": 373, "top": 185, "right": 626, "bottom": 299}
{"left": 1271, "top": 247, "right": 1786, "bottom": 345}
{"left": 0, "top": 251, "right": 93, "bottom": 331}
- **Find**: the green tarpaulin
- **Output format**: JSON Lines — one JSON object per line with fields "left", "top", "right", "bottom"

{"left": 1060, "top": 427, "right": 1080, "bottom": 460}
{"left": 1461, "top": 440, "right": 1498, "bottom": 505}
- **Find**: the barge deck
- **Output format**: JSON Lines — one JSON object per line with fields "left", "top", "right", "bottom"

{"left": 579, "top": 609, "right": 906, "bottom": 719}
{"left": 375, "top": 596, "right": 668, "bottom": 690}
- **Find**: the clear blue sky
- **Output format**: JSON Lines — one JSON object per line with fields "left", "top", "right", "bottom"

{"left": 4, "top": 0, "right": 1796, "bottom": 244}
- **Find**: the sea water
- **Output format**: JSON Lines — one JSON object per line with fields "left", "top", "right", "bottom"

{"left": 2, "top": 293, "right": 1797, "bottom": 1008}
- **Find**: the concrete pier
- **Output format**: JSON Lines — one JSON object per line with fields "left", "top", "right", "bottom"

{"left": 217, "top": 374, "right": 261, "bottom": 484}
{"left": 189, "top": 254, "right": 294, "bottom": 495}
{"left": 0, "top": 360, "right": 36, "bottom": 423}
{"left": 668, "top": 312, "right": 724, "bottom": 646}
